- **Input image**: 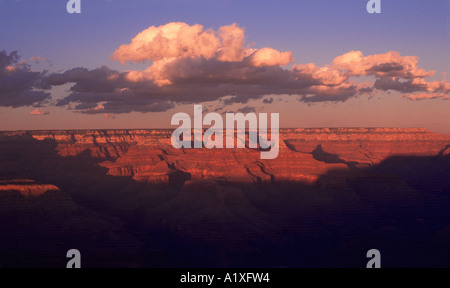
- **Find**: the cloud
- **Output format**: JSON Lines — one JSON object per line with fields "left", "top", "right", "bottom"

{"left": 30, "top": 108, "right": 50, "bottom": 115}
{"left": 44, "top": 22, "right": 300, "bottom": 113}
{"left": 292, "top": 63, "right": 348, "bottom": 85}
{"left": 29, "top": 56, "right": 48, "bottom": 64}
{"left": 298, "top": 82, "right": 359, "bottom": 103}
{"left": 112, "top": 22, "right": 253, "bottom": 64}
{"left": 38, "top": 23, "right": 448, "bottom": 114}
{"left": 404, "top": 93, "right": 449, "bottom": 100}
{"left": 248, "top": 47, "right": 293, "bottom": 67}
{"left": 333, "top": 50, "right": 434, "bottom": 79}
{"left": 236, "top": 106, "right": 257, "bottom": 113}
{"left": 0, "top": 50, "right": 50, "bottom": 108}
{"left": 263, "top": 98, "right": 274, "bottom": 104}
{"left": 45, "top": 66, "right": 126, "bottom": 92}
{"left": 374, "top": 77, "right": 450, "bottom": 95}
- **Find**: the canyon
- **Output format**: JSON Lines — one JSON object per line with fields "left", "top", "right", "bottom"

{"left": 0, "top": 128, "right": 449, "bottom": 267}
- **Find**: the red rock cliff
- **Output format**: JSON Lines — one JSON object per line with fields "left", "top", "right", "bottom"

{"left": 4, "top": 128, "right": 447, "bottom": 186}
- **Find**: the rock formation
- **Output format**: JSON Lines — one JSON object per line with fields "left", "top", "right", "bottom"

{"left": 12, "top": 128, "right": 450, "bottom": 184}
{"left": 0, "top": 128, "right": 448, "bottom": 267}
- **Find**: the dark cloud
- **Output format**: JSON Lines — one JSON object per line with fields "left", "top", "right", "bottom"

{"left": 298, "top": 83, "right": 358, "bottom": 103}
{"left": 367, "top": 62, "right": 404, "bottom": 74}
{"left": 374, "top": 77, "right": 449, "bottom": 95}
{"left": 0, "top": 50, "right": 50, "bottom": 108}
{"left": 374, "top": 77, "right": 424, "bottom": 93}
{"left": 236, "top": 106, "right": 256, "bottom": 113}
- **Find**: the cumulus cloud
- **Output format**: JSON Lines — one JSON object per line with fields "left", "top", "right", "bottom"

{"left": 333, "top": 50, "right": 434, "bottom": 79}
{"left": 293, "top": 63, "right": 348, "bottom": 85}
{"left": 36, "top": 22, "right": 448, "bottom": 114}
{"left": 112, "top": 22, "right": 253, "bottom": 64}
{"left": 44, "top": 23, "right": 300, "bottom": 113}
{"left": 0, "top": 50, "right": 50, "bottom": 108}
{"left": 248, "top": 47, "right": 293, "bottom": 67}
{"left": 30, "top": 108, "right": 50, "bottom": 115}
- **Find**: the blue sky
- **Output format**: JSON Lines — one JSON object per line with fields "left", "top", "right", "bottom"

{"left": 0, "top": 0, "right": 449, "bottom": 132}
{"left": 2, "top": 0, "right": 447, "bottom": 69}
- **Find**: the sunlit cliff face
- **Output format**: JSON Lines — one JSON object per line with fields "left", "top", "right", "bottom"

{"left": 9, "top": 127, "right": 448, "bottom": 185}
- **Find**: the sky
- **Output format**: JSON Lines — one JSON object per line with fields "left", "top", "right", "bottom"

{"left": 0, "top": 0, "right": 449, "bottom": 132}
